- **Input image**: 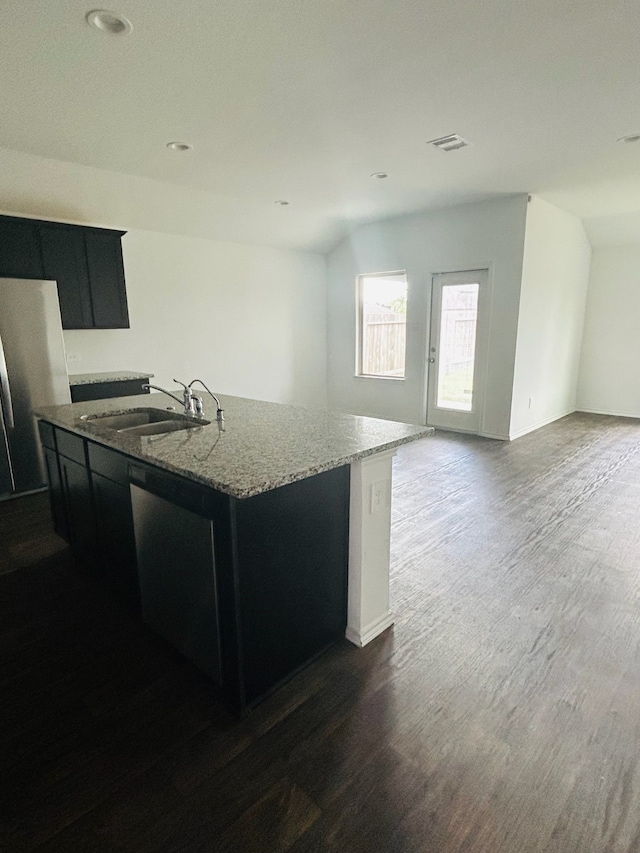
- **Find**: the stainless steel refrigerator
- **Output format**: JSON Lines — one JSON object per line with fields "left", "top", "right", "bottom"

{"left": 0, "top": 278, "right": 71, "bottom": 499}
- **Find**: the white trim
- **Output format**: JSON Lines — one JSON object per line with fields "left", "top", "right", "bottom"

{"left": 347, "top": 450, "right": 397, "bottom": 648}
{"left": 508, "top": 408, "right": 575, "bottom": 440}
{"left": 577, "top": 407, "right": 640, "bottom": 420}
{"left": 427, "top": 425, "right": 510, "bottom": 440}
{"left": 346, "top": 611, "right": 394, "bottom": 648}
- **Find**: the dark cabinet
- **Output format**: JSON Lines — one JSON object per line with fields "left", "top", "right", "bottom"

{"left": 48, "top": 428, "right": 96, "bottom": 554}
{"left": 84, "top": 230, "right": 129, "bottom": 328}
{"left": 70, "top": 378, "right": 151, "bottom": 403}
{"left": 59, "top": 454, "right": 95, "bottom": 554}
{"left": 0, "top": 217, "right": 43, "bottom": 279}
{"left": 235, "top": 468, "right": 349, "bottom": 705}
{"left": 88, "top": 441, "right": 138, "bottom": 608}
{"left": 42, "top": 446, "right": 69, "bottom": 540}
{"left": 0, "top": 214, "right": 129, "bottom": 330}
{"left": 92, "top": 472, "right": 139, "bottom": 608}
{"left": 40, "top": 224, "right": 93, "bottom": 329}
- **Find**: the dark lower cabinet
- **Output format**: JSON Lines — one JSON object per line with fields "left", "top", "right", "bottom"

{"left": 235, "top": 468, "right": 350, "bottom": 705}
{"left": 39, "top": 422, "right": 350, "bottom": 718}
{"left": 58, "top": 454, "right": 96, "bottom": 555}
{"left": 91, "top": 472, "right": 139, "bottom": 609}
{"left": 42, "top": 446, "right": 68, "bottom": 540}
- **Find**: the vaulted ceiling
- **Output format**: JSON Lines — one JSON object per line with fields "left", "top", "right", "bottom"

{"left": 1, "top": 0, "right": 639, "bottom": 251}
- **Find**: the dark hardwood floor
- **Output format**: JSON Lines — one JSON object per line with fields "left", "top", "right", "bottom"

{"left": 2, "top": 412, "right": 640, "bottom": 852}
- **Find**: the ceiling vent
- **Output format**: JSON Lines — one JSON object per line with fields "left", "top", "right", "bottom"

{"left": 427, "top": 134, "right": 471, "bottom": 152}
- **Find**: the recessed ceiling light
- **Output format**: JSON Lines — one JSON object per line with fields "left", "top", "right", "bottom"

{"left": 427, "top": 134, "right": 471, "bottom": 152}
{"left": 86, "top": 10, "right": 133, "bottom": 35}
{"left": 274, "top": 200, "right": 290, "bottom": 206}
{"left": 617, "top": 134, "right": 640, "bottom": 144}
{"left": 166, "top": 142, "right": 193, "bottom": 152}
{"left": 370, "top": 172, "right": 388, "bottom": 179}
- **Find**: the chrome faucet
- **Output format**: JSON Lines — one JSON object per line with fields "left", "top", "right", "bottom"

{"left": 142, "top": 382, "right": 206, "bottom": 418}
{"left": 188, "top": 379, "right": 225, "bottom": 425}
{"left": 142, "top": 379, "right": 224, "bottom": 425}
{"left": 172, "top": 379, "right": 204, "bottom": 416}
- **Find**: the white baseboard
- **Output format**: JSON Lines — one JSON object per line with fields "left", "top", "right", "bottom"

{"left": 345, "top": 611, "right": 394, "bottom": 648}
{"left": 577, "top": 407, "right": 640, "bottom": 420}
{"left": 478, "top": 431, "right": 510, "bottom": 441}
{"left": 508, "top": 408, "right": 575, "bottom": 441}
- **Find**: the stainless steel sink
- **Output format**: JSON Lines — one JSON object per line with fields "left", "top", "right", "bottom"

{"left": 122, "top": 418, "right": 210, "bottom": 436}
{"left": 86, "top": 409, "right": 210, "bottom": 435}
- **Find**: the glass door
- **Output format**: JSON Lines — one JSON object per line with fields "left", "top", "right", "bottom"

{"left": 426, "top": 270, "right": 488, "bottom": 432}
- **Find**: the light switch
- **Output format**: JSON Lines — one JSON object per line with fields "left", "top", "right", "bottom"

{"left": 370, "top": 480, "right": 387, "bottom": 514}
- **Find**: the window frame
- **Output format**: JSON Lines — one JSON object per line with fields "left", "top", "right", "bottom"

{"left": 355, "top": 269, "right": 408, "bottom": 381}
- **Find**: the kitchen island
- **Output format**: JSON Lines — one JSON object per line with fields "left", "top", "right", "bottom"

{"left": 36, "top": 392, "right": 432, "bottom": 716}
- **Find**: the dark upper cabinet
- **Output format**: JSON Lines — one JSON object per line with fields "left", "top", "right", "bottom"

{"left": 84, "top": 229, "right": 129, "bottom": 328}
{"left": 0, "top": 217, "right": 43, "bottom": 279}
{"left": 40, "top": 224, "right": 93, "bottom": 329}
{"left": 0, "top": 215, "right": 129, "bottom": 330}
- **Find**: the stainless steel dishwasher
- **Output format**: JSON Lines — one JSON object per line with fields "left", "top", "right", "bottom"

{"left": 130, "top": 478, "right": 222, "bottom": 684}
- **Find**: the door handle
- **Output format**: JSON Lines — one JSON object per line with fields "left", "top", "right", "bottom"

{"left": 0, "top": 336, "right": 15, "bottom": 429}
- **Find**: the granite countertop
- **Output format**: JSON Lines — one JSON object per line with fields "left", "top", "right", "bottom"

{"left": 68, "top": 371, "right": 154, "bottom": 386}
{"left": 35, "top": 392, "right": 434, "bottom": 499}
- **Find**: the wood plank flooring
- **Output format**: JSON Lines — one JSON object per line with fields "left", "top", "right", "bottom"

{"left": 2, "top": 412, "right": 640, "bottom": 852}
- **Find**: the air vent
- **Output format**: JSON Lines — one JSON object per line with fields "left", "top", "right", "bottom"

{"left": 427, "top": 134, "right": 471, "bottom": 152}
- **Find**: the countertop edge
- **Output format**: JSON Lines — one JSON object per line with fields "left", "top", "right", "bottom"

{"left": 35, "top": 410, "right": 433, "bottom": 499}
{"left": 68, "top": 371, "right": 154, "bottom": 386}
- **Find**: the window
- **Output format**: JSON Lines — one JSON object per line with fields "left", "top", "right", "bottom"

{"left": 357, "top": 271, "right": 408, "bottom": 378}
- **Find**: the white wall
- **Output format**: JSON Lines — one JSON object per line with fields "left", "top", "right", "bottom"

{"left": 0, "top": 149, "right": 327, "bottom": 408}
{"left": 62, "top": 229, "right": 327, "bottom": 406}
{"left": 510, "top": 197, "right": 591, "bottom": 438}
{"left": 577, "top": 245, "right": 640, "bottom": 418}
{"left": 326, "top": 195, "right": 529, "bottom": 437}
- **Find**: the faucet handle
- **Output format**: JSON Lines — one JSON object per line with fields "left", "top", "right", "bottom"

{"left": 172, "top": 378, "right": 188, "bottom": 391}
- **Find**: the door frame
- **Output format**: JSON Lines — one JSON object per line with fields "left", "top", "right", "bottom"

{"left": 422, "top": 265, "right": 494, "bottom": 434}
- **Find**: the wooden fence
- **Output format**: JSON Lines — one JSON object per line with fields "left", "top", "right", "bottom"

{"left": 362, "top": 313, "right": 406, "bottom": 376}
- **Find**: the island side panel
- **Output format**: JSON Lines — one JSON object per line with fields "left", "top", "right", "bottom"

{"left": 346, "top": 449, "right": 396, "bottom": 647}
{"left": 234, "top": 465, "right": 350, "bottom": 707}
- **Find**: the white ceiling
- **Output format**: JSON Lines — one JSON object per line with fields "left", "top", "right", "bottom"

{"left": 1, "top": 0, "right": 640, "bottom": 252}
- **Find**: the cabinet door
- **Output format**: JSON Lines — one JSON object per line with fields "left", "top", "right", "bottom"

{"left": 91, "top": 472, "right": 139, "bottom": 609}
{"left": 43, "top": 447, "right": 69, "bottom": 541}
{"left": 84, "top": 230, "right": 130, "bottom": 329}
{"left": 0, "top": 217, "right": 43, "bottom": 279}
{"left": 59, "top": 455, "right": 96, "bottom": 554}
{"left": 40, "top": 224, "right": 93, "bottom": 329}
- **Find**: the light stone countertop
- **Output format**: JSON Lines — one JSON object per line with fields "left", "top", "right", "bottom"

{"left": 35, "top": 392, "right": 434, "bottom": 499}
{"left": 68, "top": 371, "right": 153, "bottom": 386}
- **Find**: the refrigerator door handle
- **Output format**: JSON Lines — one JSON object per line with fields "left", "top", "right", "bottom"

{"left": 0, "top": 333, "right": 16, "bottom": 429}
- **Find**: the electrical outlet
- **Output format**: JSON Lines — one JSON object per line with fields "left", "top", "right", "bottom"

{"left": 370, "top": 481, "right": 387, "bottom": 514}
